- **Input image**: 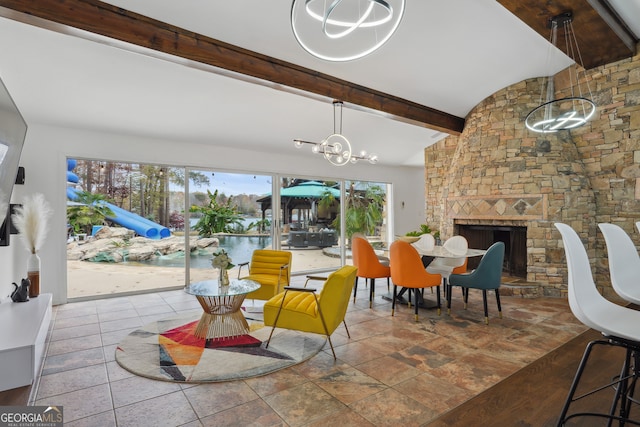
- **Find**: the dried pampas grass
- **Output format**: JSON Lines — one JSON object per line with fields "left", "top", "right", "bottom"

{"left": 0, "top": 189, "right": 7, "bottom": 226}
{"left": 12, "top": 193, "right": 52, "bottom": 254}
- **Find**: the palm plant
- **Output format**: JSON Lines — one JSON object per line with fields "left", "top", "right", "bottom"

{"left": 189, "top": 189, "right": 243, "bottom": 236}
{"left": 331, "top": 183, "right": 385, "bottom": 241}
{"left": 67, "top": 191, "right": 115, "bottom": 235}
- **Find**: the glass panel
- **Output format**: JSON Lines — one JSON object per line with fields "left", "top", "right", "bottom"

{"left": 186, "top": 169, "right": 273, "bottom": 283}
{"left": 66, "top": 159, "right": 186, "bottom": 298}
{"left": 278, "top": 177, "right": 342, "bottom": 275}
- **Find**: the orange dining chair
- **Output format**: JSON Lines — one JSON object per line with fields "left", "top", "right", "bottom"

{"left": 352, "top": 235, "right": 391, "bottom": 308}
{"left": 390, "top": 240, "right": 442, "bottom": 321}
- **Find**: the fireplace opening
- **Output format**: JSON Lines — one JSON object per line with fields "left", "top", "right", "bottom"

{"left": 457, "top": 224, "right": 527, "bottom": 278}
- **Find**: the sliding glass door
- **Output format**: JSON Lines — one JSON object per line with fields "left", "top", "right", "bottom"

{"left": 66, "top": 158, "right": 392, "bottom": 299}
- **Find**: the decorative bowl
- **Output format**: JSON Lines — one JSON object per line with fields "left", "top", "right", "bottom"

{"left": 395, "top": 235, "right": 420, "bottom": 243}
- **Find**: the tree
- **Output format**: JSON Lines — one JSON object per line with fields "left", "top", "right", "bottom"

{"left": 67, "top": 191, "right": 115, "bottom": 235}
{"left": 331, "top": 183, "right": 385, "bottom": 240}
{"left": 170, "top": 169, "right": 210, "bottom": 188}
{"left": 247, "top": 218, "right": 271, "bottom": 234}
{"left": 189, "top": 189, "right": 243, "bottom": 236}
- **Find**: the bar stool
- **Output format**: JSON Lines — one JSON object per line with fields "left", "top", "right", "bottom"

{"left": 555, "top": 223, "right": 640, "bottom": 426}
{"left": 598, "top": 223, "right": 640, "bottom": 304}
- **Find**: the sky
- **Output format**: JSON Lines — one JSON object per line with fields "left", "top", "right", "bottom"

{"left": 187, "top": 171, "right": 272, "bottom": 197}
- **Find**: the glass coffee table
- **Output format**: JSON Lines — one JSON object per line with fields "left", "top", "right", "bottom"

{"left": 184, "top": 279, "right": 260, "bottom": 343}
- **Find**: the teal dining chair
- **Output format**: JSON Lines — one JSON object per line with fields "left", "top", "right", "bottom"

{"left": 447, "top": 241, "right": 505, "bottom": 324}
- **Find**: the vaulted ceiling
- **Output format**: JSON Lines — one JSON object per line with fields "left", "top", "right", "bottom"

{"left": 0, "top": 0, "right": 638, "bottom": 166}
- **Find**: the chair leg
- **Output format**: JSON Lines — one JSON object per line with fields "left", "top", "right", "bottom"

{"left": 353, "top": 277, "right": 358, "bottom": 303}
{"left": 463, "top": 287, "right": 469, "bottom": 309}
{"left": 495, "top": 289, "right": 502, "bottom": 319}
{"left": 265, "top": 290, "right": 289, "bottom": 349}
{"left": 556, "top": 339, "right": 634, "bottom": 426}
{"left": 370, "top": 278, "right": 375, "bottom": 308}
{"left": 609, "top": 347, "right": 633, "bottom": 422}
{"left": 392, "top": 285, "right": 397, "bottom": 316}
{"left": 325, "top": 334, "right": 337, "bottom": 359}
{"left": 315, "top": 294, "right": 337, "bottom": 359}
{"left": 414, "top": 287, "right": 419, "bottom": 322}
{"left": 557, "top": 340, "right": 601, "bottom": 426}
{"left": 446, "top": 283, "right": 452, "bottom": 315}
{"left": 342, "top": 320, "right": 351, "bottom": 339}
{"left": 387, "top": 277, "right": 390, "bottom": 292}
{"left": 482, "top": 289, "right": 489, "bottom": 325}
{"left": 436, "top": 286, "right": 441, "bottom": 316}
{"left": 622, "top": 350, "right": 640, "bottom": 419}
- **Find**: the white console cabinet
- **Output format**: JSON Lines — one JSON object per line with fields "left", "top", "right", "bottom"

{"left": 0, "top": 293, "right": 52, "bottom": 392}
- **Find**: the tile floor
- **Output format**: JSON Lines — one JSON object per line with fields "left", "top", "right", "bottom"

{"left": 33, "top": 278, "right": 585, "bottom": 426}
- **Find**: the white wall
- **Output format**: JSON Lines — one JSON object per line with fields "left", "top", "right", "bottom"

{"left": 3, "top": 123, "right": 426, "bottom": 305}
{"left": 0, "top": 236, "right": 16, "bottom": 303}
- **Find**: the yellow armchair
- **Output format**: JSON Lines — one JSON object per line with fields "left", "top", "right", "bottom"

{"left": 238, "top": 249, "right": 292, "bottom": 301}
{"left": 263, "top": 265, "right": 358, "bottom": 359}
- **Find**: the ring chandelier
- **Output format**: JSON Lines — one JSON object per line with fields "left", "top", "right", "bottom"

{"left": 291, "top": 0, "right": 406, "bottom": 61}
{"left": 525, "top": 12, "right": 596, "bottom": 133}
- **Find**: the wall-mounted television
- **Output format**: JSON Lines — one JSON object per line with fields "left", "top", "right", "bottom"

{"left": 0, "top": 76, "right": 28, "bottom": 246}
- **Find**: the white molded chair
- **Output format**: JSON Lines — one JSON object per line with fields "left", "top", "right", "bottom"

{"left": 598, "top": 223, "right": 640, "bottom": 305}
{"left": 426, "top": 235, "right": 468, "bottom": 282}
{"left": 555, "top": 223, "right": 640, "bottom": 426}
{"left": 412, "top": 233, "right": 435, "bottom": 253}
{"left": 426, "top": 235, "right": 468, "bottom": 301}
{"left": 443, "top": 235, "right": 468, "bottom": 255}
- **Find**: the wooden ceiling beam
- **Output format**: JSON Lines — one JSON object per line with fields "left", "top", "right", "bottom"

{"left": 497, "top": 0, "right": 636, "bottom": 70}
{"left": 0, "top": 0, "right": 464, "bottom": 135}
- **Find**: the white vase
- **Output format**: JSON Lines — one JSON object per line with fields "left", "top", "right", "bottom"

{"left": 27, "top": 252, "right": 41, "bottom": 298}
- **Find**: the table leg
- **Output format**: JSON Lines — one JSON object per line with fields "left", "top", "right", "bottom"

{"left": 194, "top": 294, "right": 251, "bottom": 340}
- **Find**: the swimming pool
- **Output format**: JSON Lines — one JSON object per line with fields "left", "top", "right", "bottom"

{"left": 137, "top": 235, "right": 273, "bottom": 269}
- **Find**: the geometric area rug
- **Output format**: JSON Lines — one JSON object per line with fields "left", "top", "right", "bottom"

{"left": 115, "top": 313, "right": 326, "bottom": 383}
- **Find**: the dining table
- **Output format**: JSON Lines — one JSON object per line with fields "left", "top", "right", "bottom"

{"left": 382, "top": 245, "right": 487, "bottom": 309}
{"left": 416, "top": 245, "right": 486, "bottom": 259}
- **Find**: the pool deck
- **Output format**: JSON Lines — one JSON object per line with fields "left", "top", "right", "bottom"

{"left": 67, "top": 247, "right": 342, "bottom": 300}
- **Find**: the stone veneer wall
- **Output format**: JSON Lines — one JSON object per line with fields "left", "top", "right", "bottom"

{"left": 425, "top": 42, "right": 640, "bottom": 298}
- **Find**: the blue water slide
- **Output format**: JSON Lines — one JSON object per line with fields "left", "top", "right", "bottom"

{"left": 103, "top": 203, "right": 160, "bottom": 239}
{"left": 66, "top": 166, "right": 171, "bottom": 239}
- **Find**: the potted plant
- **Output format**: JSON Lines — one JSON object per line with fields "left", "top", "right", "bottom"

{"left": 12, "top": 193, "right": 52, "bottom": 298}
{"left": 400, "top": 224, "right": 440, "bottom": 244}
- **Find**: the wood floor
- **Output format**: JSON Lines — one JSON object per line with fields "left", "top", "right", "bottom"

{"left": 427, "top": 329, "right": 631, "bottom": 426}
{"left": 0, "top": 383, "right": 31, "bottom": 406}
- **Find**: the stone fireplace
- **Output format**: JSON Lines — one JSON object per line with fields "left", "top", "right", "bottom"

{"left": 423, "top": 76, "right": 600, "bottom": 297}
{"left": 421, "top": 43, "right": 640, "bottom": 300}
